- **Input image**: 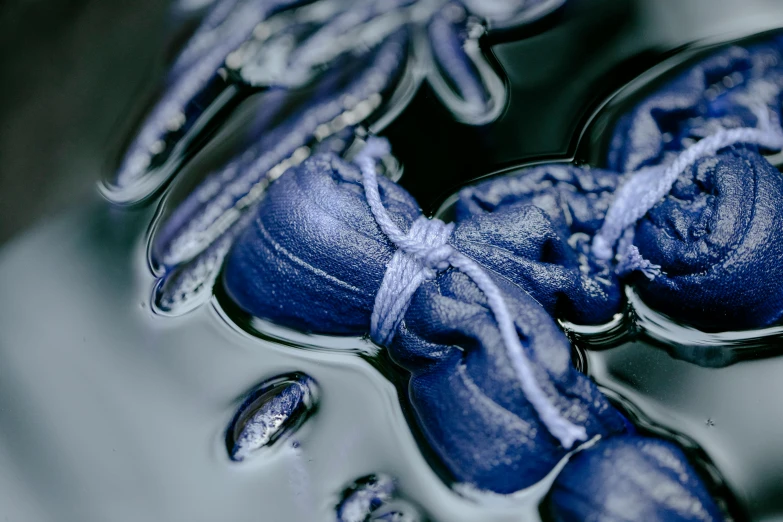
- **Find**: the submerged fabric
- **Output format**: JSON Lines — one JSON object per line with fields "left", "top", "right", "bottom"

{"left": 223, "top": 153, "right": 626, "bottom": 493}
{"left": 546, "top": 435, "right": 723, "bottom": 522}
{"left": 456, "top": 164, "right": 624, "bottom": 325}
{"left": 607, "top": 37, "right": 783, "bottom": 173}
{"left": 633, "top": 147, "right": 783, "bottom": 330}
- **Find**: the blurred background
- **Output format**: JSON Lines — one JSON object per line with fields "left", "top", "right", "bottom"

{"left": 4, "top": 0, "right": 783, "bottom": 245}
{"left": 0, "top": 0, "right": 169, "bottom": 244}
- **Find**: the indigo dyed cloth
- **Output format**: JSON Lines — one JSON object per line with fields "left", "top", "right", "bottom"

{"left": 607, "top": 37, "right": 783, "bottom": 173}
{"left": 605, "top": 35, "right": 783, "bottom": 330}
{"left": 633, "top": 147, "right": 783, "bottom": 330}
{"left": 223, "top": 153, "right": 625, "bottom": 493}
{"left": 462, "top": 148, "right": 783, "bottom": 330}
{"left": 546, "top": 435, "right": 724, "bottom": 522}
{"left": 461, "top": 36, "right": 783, "bottom": 331}
{"left": 392, "top": 270, "right": 623, "bottom": 493}
{"left": 456, "top": 164, "right": 624, "bottom": 325}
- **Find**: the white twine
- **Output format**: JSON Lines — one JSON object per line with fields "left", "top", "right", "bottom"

{"left": 356, "top": 137, "right": 587, "bottom": 449}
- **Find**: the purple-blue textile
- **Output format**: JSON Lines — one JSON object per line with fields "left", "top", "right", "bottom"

{"left": 632, "top": 147, "right": 783, "bottom": 330}
{"left": 606, "top": 35, "right": 783, "bottom": 330}
{"left": 546, "top": 435, "right": 723, "bottom": 522}
{"left": 459, "top": 36, "right": 783, "bottom": 331}
{"left": 607, "top": 36, "right": 783, "bottom": 173}
{"left": 223, "top": 153, "right": 625, "bottom": 493}
{"left": 456, "top": 164, "right": 624, "bottom": 325}
{"left": 139, "top": 0, "right": 569, "bottom": 313}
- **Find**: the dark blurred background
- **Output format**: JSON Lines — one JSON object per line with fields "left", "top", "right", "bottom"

{"left": 0, "top": 1, "right": 171, "bottom": 244}
{"left": 3, "top": 0, "right": 783, "bottom": 246}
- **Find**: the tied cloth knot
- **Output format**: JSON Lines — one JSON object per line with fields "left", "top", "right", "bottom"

{"left": 355, "top": 136, "right": 588, "bottom": 450}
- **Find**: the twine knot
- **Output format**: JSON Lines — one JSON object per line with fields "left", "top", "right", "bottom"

{"left": 371, "top": 215, "right": 455, "bottom": 346}
{"left": 356, "top": 136, "right": 587, "bottom": 450}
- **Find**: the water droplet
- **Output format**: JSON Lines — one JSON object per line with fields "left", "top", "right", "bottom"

{"left": 336, "top": 474, "right": 426, "bottom": 522}
{"left": 226, "top": 373, "right": 318, "bottom": 462}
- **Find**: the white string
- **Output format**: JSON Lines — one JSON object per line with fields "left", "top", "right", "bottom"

{"left": 355, "top": 137, "right": 587, "bottom": 449}
{"left": 370, "top": 216, "right": 454, "bottom": 346}
{"left": 593, "top": 114, "right": 783, "bottom": 261}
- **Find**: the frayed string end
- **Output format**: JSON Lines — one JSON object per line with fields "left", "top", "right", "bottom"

{"left": 616, "top": 244, "right": 661, "bottom": 280}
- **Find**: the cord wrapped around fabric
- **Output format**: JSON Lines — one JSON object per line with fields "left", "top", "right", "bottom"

{"left": 460, "top": 35, "right": 783, "bottom": 332}
{"left": 222, "top": 146, "right": 626, "bottom": 493}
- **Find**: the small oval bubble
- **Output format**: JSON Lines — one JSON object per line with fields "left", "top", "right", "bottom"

{"left": 226, "top": 373, "right": 318, "bottom": 462}
{"left": 336, "top": 474, "right": 426, "bottom": 522}
{"left": 337, "top": 475, "right": 396, "bottom": 522}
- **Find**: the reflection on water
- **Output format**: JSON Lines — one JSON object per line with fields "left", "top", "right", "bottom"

{"left": 563, "top": 286, "right": 783, "bottom": 368}
{"left": 3, "top": 0, "right": 783, "bottom": 520}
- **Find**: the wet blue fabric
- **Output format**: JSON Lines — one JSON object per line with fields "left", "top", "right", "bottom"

{"left": 607, "top": 37, "right": 783, "bottom": 173}
{"left": 603, "top": 34, "right": 783, "bottom": 330}
{"left": 633, "top": 147, "right": 783, "bottom": 330}
{"left": 455, "top": 164, "right": 624, "bottom": 325}
{"left": 223, "top": 153, "right": 626, "bottom": 493}
{"left": 226, "top": 373, "right": 317, "bottom": 461}
{"left": 224, "top": 153, "right": 419, "bottom": 335}
{"left": 392, "top": 270, "right": 624, "bottom": 493}
{"left": 459, "top": 36, "right": 783, "bottom": 331}
{"left": 546, "top": 435, "right": 724, "bottom": 522}
{"left": 139, "top": 0, "right": 569, "bottom": 315}
{"left": 460, "top": 146, "right": 783, "bottom": 330}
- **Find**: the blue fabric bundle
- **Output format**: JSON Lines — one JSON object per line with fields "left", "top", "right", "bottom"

{"left": 632, "top": 147, "right": 783, "bottom": 330}
{"left": 604, "top": 36, "right": 783, "bottom": 330}
{"left": 459, "top": 36, "right": 783, "bottom": 331}
{"left": 223, "top": 152, "right": 626, "bottom": 493}
{"left": 457, "top": 148, "right": 783, "bottom": 331}
{"left": 393, "top": 271, "right": 623, "bottom": 493}
{"left": 221, "top": 151, "right": 726, "bottom": 518}
{"left": 456, "top": 164, "right": 624, "bottom": 325}
{"left": 546, "top": 435, "right": 724, "bottom": 522}
{"left": 608, "top": 37, "right": 783, "bottom": 173}
{"left": 138, "top": 0, "right": 571, "bottom": 314}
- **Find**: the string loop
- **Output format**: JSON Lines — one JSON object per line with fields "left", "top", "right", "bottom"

{"left": 593, "top": 108, "right": 783, "bottom": 261}
{"left": 356, "top": 137, "right": 587, "bottom": 449}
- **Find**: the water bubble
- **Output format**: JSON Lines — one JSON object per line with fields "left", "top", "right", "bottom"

{"left": 226, "top": 373, "right": 318, "bottom": 462}
{"left": 336, "top": 474, "right": 427, "bottom": 522}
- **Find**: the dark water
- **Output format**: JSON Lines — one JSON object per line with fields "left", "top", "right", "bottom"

{"left": 3, "top": 0, "right": 783, "bottom": 520}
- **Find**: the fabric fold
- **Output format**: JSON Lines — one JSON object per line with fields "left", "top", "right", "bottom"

{"left": 223, "top": 152, "right": 625, "bottom": 493}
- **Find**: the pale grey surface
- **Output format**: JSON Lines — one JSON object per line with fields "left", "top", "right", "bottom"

{"left": 3, "top": 0, "right": 783, "bottom": 520}
{"left": 590, "top": 345, "right": 783, "bottom": 521}
{"left": 0, "top": 201, "right": 556, "bottom": 521}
